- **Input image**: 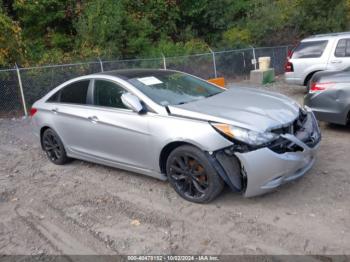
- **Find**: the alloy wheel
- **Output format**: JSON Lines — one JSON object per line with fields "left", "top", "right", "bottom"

{"left": 43, "top": 132, "right": 62, "bottom": 161}
{"left": 169, "top": 154, "right": 209, "bottom": 199}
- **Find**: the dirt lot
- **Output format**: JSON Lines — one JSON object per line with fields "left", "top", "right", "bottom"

{"left": 0, "top": 81, "right": 349, "bottom": 256}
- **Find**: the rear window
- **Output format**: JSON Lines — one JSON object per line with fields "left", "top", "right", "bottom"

{"left": 335, "top": 39, "right": 350, "bottom": 57}
{"left": 47, "top": 91, "right": 60, "bottom": 103}
{"left": 60, "top": 80, "right": 90, "bottom": 104}
{"left": 292, "top": 40, "right": 328, "bottom": 58}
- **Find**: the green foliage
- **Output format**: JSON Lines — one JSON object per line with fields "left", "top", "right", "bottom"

{"left": 13, "top": 0, "right": 76, "bottom": 64}
{"left": 148, "top": 38, "right": 209, "bottom": 57}
{"left": 294, "top": 0, "right": 350, "bottom": 35}
{"left": 243, "top": 0, "right": 299, "bottom": 45}
{"left": 75, "top": 0, "right": 152, "bottom": 59}
{"left": 221, "top": 27, "right": 252, "bottom": 49}
{"left": 1, "top": 0, "right": 350, "bottom": 67}
{"left": 124, "top": 0, "right": 180, "bottom": 41}
{"left": 0, "top": 7, "right": 23, "bottom": 66}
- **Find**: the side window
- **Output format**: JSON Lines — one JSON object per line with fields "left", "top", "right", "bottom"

{"left": 93, "top": 80, "right": 127, "bottom": 109}
{"left": 60, "top": 80, "right": 90, "bottom": 104}
{"left": 335, "top": 39, "right": 350, "bottom": 57}
{"left": 292, "top": 40, "right": 328, "bottom": 58}
{"left": 47, "top": 91, "right": 60, "bottom": 102}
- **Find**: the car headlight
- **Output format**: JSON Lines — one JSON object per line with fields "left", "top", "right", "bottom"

{"left": 211, "top": 123, "right": 279, "bottom": 146}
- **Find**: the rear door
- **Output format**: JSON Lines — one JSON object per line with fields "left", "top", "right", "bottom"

{"left": 327, "top": 38, "right": 350, "bottom": 71}
{"left": 47, "top": 79, "right": 99, "bottom": 155}
{"left": 83, "top": 79, "right": 153, "bottom": 169}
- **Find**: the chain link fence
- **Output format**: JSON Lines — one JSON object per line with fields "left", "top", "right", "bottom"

{"left": 215, "top": 48, "right": 254, "bottom": 81}
{"left": 0, "top": 69, "right": 23, "bottom": 118}
{"left": 102, "top": 58, "right": 164, "bottom": 71}
{"left": 166, "top": 53, "right": 216, "bottom": 79}
{"left": 0, "top": 45, "right": 290, "bottom": 118}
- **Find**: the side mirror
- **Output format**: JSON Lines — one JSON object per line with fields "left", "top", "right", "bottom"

{"left": 121, "top": 93, "right": 145, "bottom": 113}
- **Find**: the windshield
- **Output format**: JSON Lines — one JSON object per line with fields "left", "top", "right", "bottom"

{"left": 127, "top": 72, "right": 224, "bottom": 106}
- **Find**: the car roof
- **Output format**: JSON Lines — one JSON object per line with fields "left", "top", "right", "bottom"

{"left": 97, "top": 68, "right": 178, "bottom": 80}
{"left": 302, "top": 31, "right": 350, "bottom": 42}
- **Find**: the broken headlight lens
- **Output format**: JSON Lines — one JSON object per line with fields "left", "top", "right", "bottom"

{"left": 211, "top": 123, "right": 279, "bottom": 146}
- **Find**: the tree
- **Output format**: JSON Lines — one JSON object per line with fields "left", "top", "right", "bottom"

{"left": 294, "top": 0, "right": 350, "bottom": 36}
{"left": 13, "top": 0, "right": 77, "bottom": 64}
{"left": 1, "top": 0, "right": 350, "bottom": 67}
{"left": 75, "top": 0, "right": 154, "bottom": 59}
{"left": 0, "top": 7, "right": 23, "bottom": 66}
{"left": 178, "top": 0, "right": 251, "bottom": 45}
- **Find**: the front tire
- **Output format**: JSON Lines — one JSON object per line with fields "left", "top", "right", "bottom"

{"left": 42, "top": 128, "right": 70, "bottom": 165}
{"left": 166, "top": 145, "right": 224, "bottom": 203}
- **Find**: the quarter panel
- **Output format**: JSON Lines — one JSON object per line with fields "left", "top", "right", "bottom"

{"left": 304, "top": 83, "right": 350, "bottom": 124}
{"left": 47, "top": 104, "right": 99, "bottom": 153}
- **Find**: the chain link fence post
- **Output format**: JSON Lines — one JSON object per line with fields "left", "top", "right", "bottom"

{"left": 15, "top": 64, "right": 28, "bottom": 116}
{"left": 251, "top": 46, "right": 257, "bottom": 70}
{"left": 161, "top": 53, "right": 167, "bottom": 70}
{"left": 98, "top": 57, "right": 104, "bottom": 72}
{"left": 208, "top": 47, "right": 217, "bottom": 78}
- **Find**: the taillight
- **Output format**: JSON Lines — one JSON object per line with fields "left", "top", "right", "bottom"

{"left": 310, "top": 82, "right": 335, "bottom": 93}
{"left": 284, "top": 60, "right": 293, "bottom": 72}
{"left": 285, "top": 45, "right": 296, "bottom": 72}
{"left": 30, "top": 108, "right": 37, "bottom": 117}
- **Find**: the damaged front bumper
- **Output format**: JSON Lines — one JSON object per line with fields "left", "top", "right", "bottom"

{"left": 213, "top": 110, "right": 321, "bottom": 197}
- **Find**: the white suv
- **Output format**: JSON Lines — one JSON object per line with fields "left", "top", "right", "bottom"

{"left": 284, "top": 32, "right": 350, "bottom": 87}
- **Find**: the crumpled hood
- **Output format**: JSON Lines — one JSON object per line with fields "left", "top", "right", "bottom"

{"left": 168, "top": 86, "right": 300, "bottom": 132}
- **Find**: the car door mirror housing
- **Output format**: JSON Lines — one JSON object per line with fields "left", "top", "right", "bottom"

{"left": 121, "top": 93, "right": 146, "bottom": 114}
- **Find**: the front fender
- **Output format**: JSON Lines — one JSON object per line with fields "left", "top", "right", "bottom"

{"left": 149, "top": 114, "right": 232, "bottom": 172}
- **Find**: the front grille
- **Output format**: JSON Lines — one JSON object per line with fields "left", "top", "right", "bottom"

{"left": 269, "top": 110, "right": 319, "bottom": 154}
{"left": 268, "top": 137, "right": 304, "bottom": 154}
{"left": 272, "top": 109, "right": 307, "bottom": 135}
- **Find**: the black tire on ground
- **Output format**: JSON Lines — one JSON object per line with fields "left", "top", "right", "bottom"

{"left": 306, "top": 78, "right": 312, "bottom": 93}
{"left": 305, "top": 73, "right": 316, "bottom": 93}
{"left": 42, "top": 128, "right": 70, "bottom": 165}
{"left": 166, "top": 145, "right": 224, "bottom": 203}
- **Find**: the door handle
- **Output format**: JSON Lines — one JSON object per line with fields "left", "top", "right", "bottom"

{"left": 51, "top": 108, "right": 59, "bottom": 114}
{"left": 330, "top": 60, "right": 342, "bottom": 64}
{"left": 87, "top": 116, "right": 99, "bottom": 123}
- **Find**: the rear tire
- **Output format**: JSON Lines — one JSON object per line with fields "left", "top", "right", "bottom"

{"left": 42, "top": 128, "right": 70, "bottom": 165}
{"left": 166, "top": 145, "right": 224, "bottom": 203}
{"left": 305, "top": 72, "right": 319, "bottom": 93}
{"left": 306, "top": 77, "right": 312, "bottom": 93}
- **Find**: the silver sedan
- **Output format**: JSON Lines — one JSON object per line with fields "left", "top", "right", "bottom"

{"left": 31, "top": 69, "right": 321, "bottom": 203}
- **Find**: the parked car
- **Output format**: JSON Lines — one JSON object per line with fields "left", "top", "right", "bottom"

{"left": 285, "top": 32, "right": 350, "bottom": 89}
{"left": 31, "top": 69, "right": 321, "bottom": 203}
{"left": 304, "top": 67, "right": 350, "bottom": 125}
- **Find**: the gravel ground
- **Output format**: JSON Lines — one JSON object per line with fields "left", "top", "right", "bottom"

{"left": 0, "top": 81, "right": 349, "bottom": 256}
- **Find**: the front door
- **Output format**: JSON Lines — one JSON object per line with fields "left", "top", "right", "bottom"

{"left": 82, "top": 79, "right": 153, "bottom": 170}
